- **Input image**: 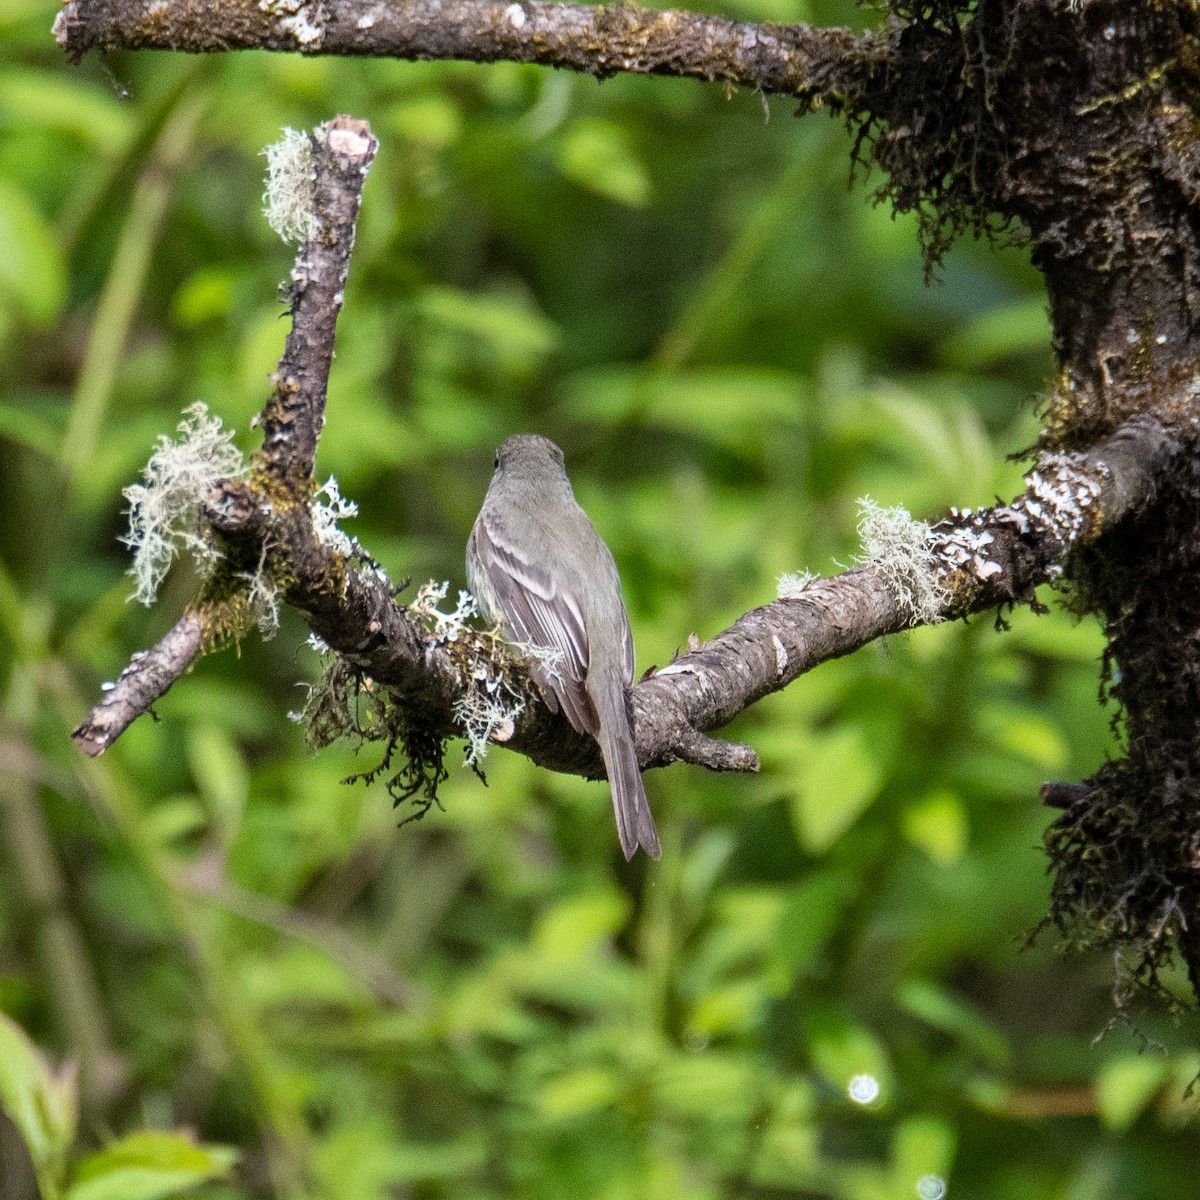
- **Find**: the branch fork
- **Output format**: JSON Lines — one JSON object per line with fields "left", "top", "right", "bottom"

{"left": 70, "top": 118, "right": 1192, "bottom": 833}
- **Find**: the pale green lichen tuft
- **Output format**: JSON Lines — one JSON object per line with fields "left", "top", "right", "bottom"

{"left": 262, "top": 127, "right": 316, "bottom": 245}
{"left": 122, "top": 403, "right": 245, "bottom": 606}
{"left": 856, "top": 497, "right": 948, "bottom": 625}
{"left": 777, "top": 569, "right": 817, "bottom": 599}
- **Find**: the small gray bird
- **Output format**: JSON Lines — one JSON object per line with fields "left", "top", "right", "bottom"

{"left": 467, "top": 434, "right": 661, "bottom": 860}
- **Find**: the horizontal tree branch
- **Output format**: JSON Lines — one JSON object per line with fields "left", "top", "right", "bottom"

{"left": 54, "top": 0, "right": 873, "bottom": 101}
{"left": 629, "top": 416, "right": 1177, "bottom": 771}
{"left": 69, "top": 109, "right": 1189, "bottom": 802}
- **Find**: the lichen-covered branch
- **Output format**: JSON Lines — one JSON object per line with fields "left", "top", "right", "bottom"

{"left": 53, "top": 0, "right": 872, "bottom": 102}
{"left": 620, "top": 415, "right": 1181, "bottom": 765}
{"left": 72, "top": 115, "right": 379, "bottom": 757}
{"left": 70, "top": 98, "right": 1190, "bottom": 795}
{"left": 256, "top": 118, "right": 377, "bottom": 492}
{"left": 468, "top": 412, "right": 1184, "bottom": 781}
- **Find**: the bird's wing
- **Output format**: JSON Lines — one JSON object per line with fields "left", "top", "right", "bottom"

{"left": 472, "top": 508, "right": 597, "bottom": 736}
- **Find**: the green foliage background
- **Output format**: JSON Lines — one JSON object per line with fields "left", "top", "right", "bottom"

{"left": 2, "top": 0, "right": 1199, "bottom": 1196}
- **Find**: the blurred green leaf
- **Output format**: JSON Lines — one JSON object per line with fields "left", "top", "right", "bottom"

{"left": 556, "top": 119, "right": 650, "bottom": 207}
{"left": 788, "top": 725, "right": 885, "bottom": 852}
{"left": 897, "top": 981, "right": 1009, "bottom": 1067}
{"left": 807, "top": 1009, "right": 893, "bottom": 1103}
{"left": 142, "top": 796, "right": 208, "bottom": 848}
{"left": 891, "top": 1115, "right": 955, "bottom": 1199}
{"left": 0, "top": 1012, "right": 76, "bottom": 1190}
{"left": 418, "top": 285, "right": 559, "bottom": 370}
{"left": 172, "top": 267, "right": 236, "bottom": 326}
{"left": 68, "top": 1131, "right": 236, "bottom": 1200}
{"left": 941, "top": 296, "right": 1052, "bottom": 369}
{"left": 771, "top": 870, "right": 856, "bottom": 979}
{"left": 387, "top": 96, "right": 462, "bottom": 149}
{"left": 186, "top": 724, "right": 249, "bottom": 840}
{"left": 0, "top": 68, "right": 128, "bottom": 153}
{"left": 654, "top": 1051, "right": 763, "bottom": 1122}
{"left": 1095, "top": 1055, "right": 1170, "bottom": 1131}
{"left": 979, "top": 702, "right": 1068, "bottom": 771}
{"left": 313, "top": 1120, "right": 485, "bottom": 1199}
{"left": 531, "top": 890, "right": 630, "bottom": 963}
{"left": 0, "top": 181, "right": 66, "bottom": 326}
{"left": 0, "top": 399, "right": 61, "bottom": 458}
{"left": 535, "top": 1067, "right": 621, "bottom": 1122}
{"left": 901, "top": 789, "right": 967, "bottom": 865}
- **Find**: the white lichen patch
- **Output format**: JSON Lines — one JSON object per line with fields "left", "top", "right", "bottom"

{"left": 406, "top": 581, "right": 534, "bottom": 767}
{"left": 258, "top": 0, "right": 325, "bottom": 44}
{"left": 1017, "top": 452, "right": 1105, "bottom": 545}
{"left": 122, "top": 403, "right": 245, "bottom": 605}
{"left": 409, "top": 581, "right": 478, "bottom": 644}
{"left": 236, "top": 544, "right": 281, "bottom": 638}
{"left": 935, "top": 516, "right": 1005, "bottom": 586}
{"left": 327, "top": 127, "right": 370, "bottom": 157}
{"left": 453, "top": 686, "right": 525, "bottom": 768}
{"left": 311, "top": 477, "right": 360, "bottom": 556}
{"left": 262, "top": 127, "right": 316, "bottom": 245}
{"left": 771, "top": 634, "right": 788, "bottom": 678}
{"left": 776, "top": 569, "right": 816, "bottom": 598}
{"left": 856, "top": 497, "right": 948, "bottom": 625}
{"left": 280, "top": 8, "right": 324, "bottom": 45}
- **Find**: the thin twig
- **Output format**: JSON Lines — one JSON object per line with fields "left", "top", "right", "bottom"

{"left": 72, "top": 612, "right": 205, "bottom": 756}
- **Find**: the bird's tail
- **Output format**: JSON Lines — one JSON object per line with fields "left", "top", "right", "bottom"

{"left": 596, "top": 686, "right": 661, "bottom": 861}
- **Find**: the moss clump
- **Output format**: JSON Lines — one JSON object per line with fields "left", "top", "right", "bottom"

{"left": 1045, "top": 449, "right": 1200, "bottom": 998}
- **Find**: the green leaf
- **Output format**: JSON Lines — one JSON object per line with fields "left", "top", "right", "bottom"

{"left": 172, "top": 268, "right": 236, "bottom": 327}
{"left": 531, "top": 890, "right": 630, "bottom": 963}
{"left": 891, "top": 1115, "right": 955, "bottom": 1199}
{"left": 687, "top": 980, "right": 768, "bottom": 1038}
{"left": 806, "top": 1008, "right": 892, "bottom": 1103}
{"left": 979, "top": 702, "right": 1068, "bottom": 771}
{"left": 387, "top": 96, "right": 462, "bottom": 149}
{"left": 1095, "top": 1055, "right": 1170, "bottom": 1131}
{"left": 788, "top": 725, "right": 884, "bottom": 853}
{"left": 0, "top": 68, "right": 129, "bottom": 153}
{"left": 771, "top": 871, "right": 857, "bottom": 978}
{"left": 535, "top": 1068, "right": 621, "bottom": 1122}
{"left": 566, "top": 366, "right": 804, "bottom": 453}
{"left": 417, "top": 285, "right": 559, "bottom": 369}
{"left": 315, "top": 1120, "right": 486, "bottom": 1194}
{"left": 0, "top": 182, "right": 66, "bottom": 326}
{"left": 556, "top": 119, "right": 650, "bottom": 207}
{"left": 940, "top": 296, "right": 1052, "bottom": 369}
{"left": 68, "top": 1131, "right": 236, "bottom": 1200}
{"left": 0, "top": 400, "right": 61, "bottom": 458}
{"left": 901, "top": 790, "right": 967, "bottom": 865}
{"left": 654, "top": 1051, "right": 762, "bottom": 1122}
{"left": 0, "top": 1011, "right": 76, "bottom": 1185}
{"left": 186, "top": 724, "right": 248, "bottom": 840}
{"left": 896, "top": 980, "right": 1009, "bottom": 1067}
{"left": 142, "top": 797, "right": 209, "bottom": 849}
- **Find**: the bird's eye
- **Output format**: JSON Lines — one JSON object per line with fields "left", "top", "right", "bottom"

{"left": 494, "top": 455, "right": 500, "bottom": 468}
